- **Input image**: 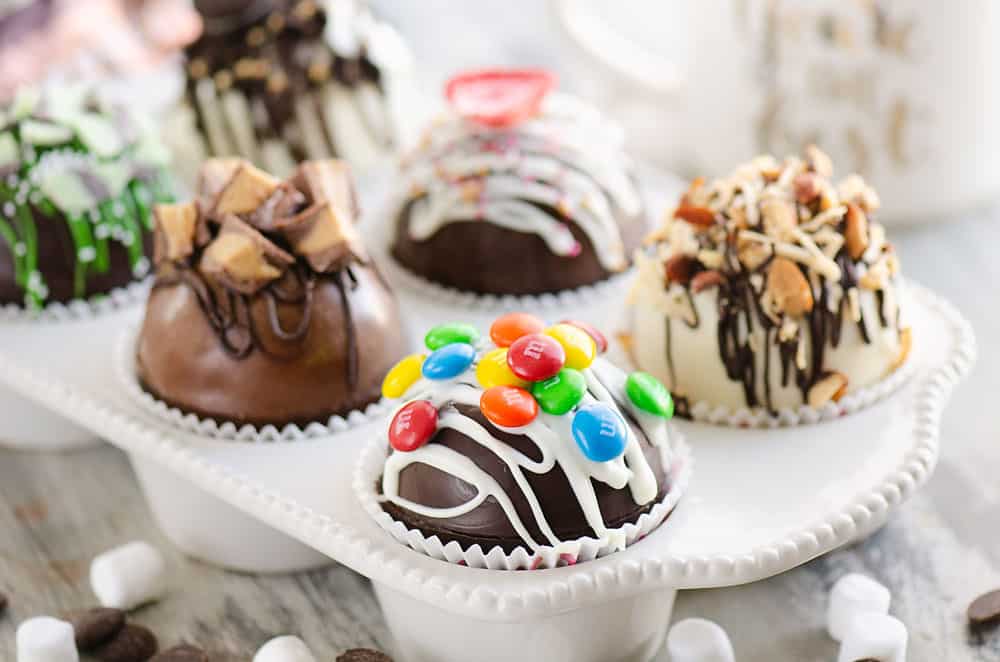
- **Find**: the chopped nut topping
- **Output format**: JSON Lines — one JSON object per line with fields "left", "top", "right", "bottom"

{"left": 807, "top": 371, "right": 848, "bottom": 407}
{"left": 664, "top": 254, "right": 697, "bottom": 285}
{"left": 760, "top": 197, "right": 798, "bottom": 241}
{"left": 674, "top": 204, "right": 716, "bottom": 229}
{"left": 844, "top": 202, "right": 870, "bottom": 260}
{"left": 766, "top": 257, "right": 814, "bottom": 318}
{"left": 691, "top": 270, "right": 725, "bottom": 293}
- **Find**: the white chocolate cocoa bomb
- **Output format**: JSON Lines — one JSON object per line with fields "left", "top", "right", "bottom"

{"left": 628, "top": 147, "right": 911, "bottom": 413}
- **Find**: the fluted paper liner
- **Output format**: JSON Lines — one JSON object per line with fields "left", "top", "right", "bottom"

{"left": 0, "top": 279, "right": 149, "bottom": 323}
{"left": 355, "top": 429, "right": 692, "bottom": 570}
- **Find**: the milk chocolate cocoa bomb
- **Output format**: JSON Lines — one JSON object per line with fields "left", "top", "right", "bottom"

{"left": 391, "top": 69, "right": 646, "bottom": 295}
{"left": 136, "top": 158, "right": 407, "bottom": 426}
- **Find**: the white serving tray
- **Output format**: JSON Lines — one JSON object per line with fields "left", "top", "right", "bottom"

{"left": 0, "top": 280, "right": 971, "bottom": 589}
{"left": 0, "top": 281, "right": 973, "bottom": 661}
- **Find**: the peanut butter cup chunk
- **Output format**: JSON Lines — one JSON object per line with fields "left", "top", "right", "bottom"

{"left": 136, "top": 158, "right": 407, "bottom": 427}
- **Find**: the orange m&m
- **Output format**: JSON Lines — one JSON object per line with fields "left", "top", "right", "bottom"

{"left": 480, "top": 385, "right": 539, "bottom": 428}
{"left": 490, "top": 312, "right": 545, "bottom": 348}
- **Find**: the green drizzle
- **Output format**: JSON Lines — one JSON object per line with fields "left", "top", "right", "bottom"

{"left": 0, "top": 86, "right": 174, "bottom": 308}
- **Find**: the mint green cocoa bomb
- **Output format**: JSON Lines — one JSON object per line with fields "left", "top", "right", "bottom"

{"left": 0, "top": 86, "right": 173, "bottom": 308}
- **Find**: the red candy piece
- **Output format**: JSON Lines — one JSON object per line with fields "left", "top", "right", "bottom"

{"left": 490, "top": 312, "right": 546, "bottom": 348}
{"left": 560, "top": 319, "right": 609, "bottom": 354}
{"left": 388, "top": 401, "right": 438, "bottom": 452}
{"left": 507, "top": 333, "right": 565, "bottom": 382}
{"left": 445, "top": 69, "right": 557, "bottom": 128}
{"left": 480, "top": 386, "right": 539, "bottom": 428}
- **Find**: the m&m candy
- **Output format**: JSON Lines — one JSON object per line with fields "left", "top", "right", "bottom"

{"left": 545, "top": 323, "right": 596, "bottom": 370}
{"left": 425, "top": 323, "right": 480, "bottom": 351}
{"left": 560, "top": 319, "right": 608, "bottom": 354}
{"left": 507, "top": 333, "right": 565, "bottom": 382}
{"left": 625, "top": 372, "right": 674, "bottom": 418}
{"left": 571, "top": 403, "right": 628, "bottom": 462}
{"left": 422, "top": 342, "right": 476, "bottom": 380}
{"left": 476, "top": 348, "right": 528, "bottom": 389}
{"left": 389, "top": 400, "right": 438, "bottom": 452}
{"left": 480, "top": 385, "right": 538, "bottom": 428}
{"left": 531, "top": 368, "right": 586, "bottom": 415}
{"left": 490, "top": 312, "right": 545, "bottom": 348}
{"left": 382, "top": 354, "right": 426, "bottom": 399}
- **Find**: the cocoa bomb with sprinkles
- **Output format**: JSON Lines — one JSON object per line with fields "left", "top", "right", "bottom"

{"left": 373, "top": 313, "right": 684, "bottom": 562}
{"left": 391, "top": 69, "right": 646, "bottom": 296}
{"left": 136, "top": 157, "right": 407, "bottom": 427}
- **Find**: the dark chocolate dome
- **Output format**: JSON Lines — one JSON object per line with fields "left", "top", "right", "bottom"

{"left": 382, "top": 404, "right": 669, "bottom": 553}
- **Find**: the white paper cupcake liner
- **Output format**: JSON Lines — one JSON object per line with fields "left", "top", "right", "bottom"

{"left": 677, "top": 351, "right": 919, "bottom": 428}
{"left": 355, "top": 429, "right": 692, "bottom": 570}
{"left": 0, "top": 279, "right": 149, "bottom": 323}
{"left": 113, "top": 324, "right": 393, "bottom": 442}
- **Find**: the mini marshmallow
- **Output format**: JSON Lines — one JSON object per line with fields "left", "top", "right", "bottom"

{"left": 666, "top": 618, "right": 735, "bottom": 662}
{"left": 827, "top": 573, "right": 892, "bottom": 641}
{"left": 17, "top": 617, "right": 79, "bottom": 662}
{"left": 90, "top": 541, "right": 167, "bottom": 610}
{"left": 253, "top": 635, "right": 318, "bottom": 662}
{"left": 837, "top": 613, "right": 908, "bottom": 662}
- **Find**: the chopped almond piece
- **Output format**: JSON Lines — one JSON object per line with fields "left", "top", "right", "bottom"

{"left": 807, "top": 371, "right": 848, "bottom": 407}
{"left": 674, "top": 204, "right": 716, "bottom": 229}
{"left": 845, "top": 202, "right": 870, "bottom": 260}
{"left": 766, "top": 257, "right": 814, "bottom": 317}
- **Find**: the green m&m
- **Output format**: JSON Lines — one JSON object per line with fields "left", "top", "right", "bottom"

{"left": 625, "top": 372, "right": 674, "bottom": 418}
{"left": 531, "top": 368, "right": 586, "bottom": 415}
{"left": 424, "top": 322, "right": 480, "bottom": 350}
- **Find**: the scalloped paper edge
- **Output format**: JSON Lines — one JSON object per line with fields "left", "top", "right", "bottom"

{"left": 680, "top": 345, "right": 918, "bottom": 428}
{"left": 113, "top": 324, "right": 393, "bottom": 442}
{"left": 0, "top": 279, "right": 149, "bottom": 323}
{"left": 0, "top": 282, "right": 974, "bottom": 621}
{"left": 355, "top": 430, "right": 692, "bottom": 570}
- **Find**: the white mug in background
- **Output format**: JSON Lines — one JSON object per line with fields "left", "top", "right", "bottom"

{"left": 552, "top": 0, "right": 1000, "bottom": 224}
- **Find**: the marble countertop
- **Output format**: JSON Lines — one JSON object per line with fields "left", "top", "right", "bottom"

{"left": 2, "top": 1, "right": 999, "bottom": 660}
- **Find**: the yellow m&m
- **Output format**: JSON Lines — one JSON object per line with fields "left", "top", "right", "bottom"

{"left": 545, "top": 323, "right": 596, "bottom": 370}
{"left": 382, "top": 354, "right": 426, "bottom": 399}
{"left": 476, "top": 348, "right": 529, "bottom": 389}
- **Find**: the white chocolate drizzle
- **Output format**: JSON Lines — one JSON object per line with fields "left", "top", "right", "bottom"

{"left": 395, "top": 94, "right": 641, "bottom": 271}
{"left": 380, "top": 355, "right": 671, "bottom": 554}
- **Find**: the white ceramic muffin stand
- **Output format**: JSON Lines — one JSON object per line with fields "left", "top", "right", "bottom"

{"left": 0, "top": 281, "right": 974, "bottom": 662}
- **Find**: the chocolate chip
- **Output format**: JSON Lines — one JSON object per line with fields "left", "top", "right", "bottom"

{"left": 968, "top": 588, "right": 1000, "bottom": 627}
{"left": 94, "top": 623, "right": 159, "bottom": 662}
{"left": 150, "top": 644, "right": 209, "bottom": 662}
{"left": 336, "top": 649, "right": 393, "bottom": 662}
{"left": 69, "top": 607, "right": 126, "bottom": 651}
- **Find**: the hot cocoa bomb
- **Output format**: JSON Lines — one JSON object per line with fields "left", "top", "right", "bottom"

{"left": 136, "top": 158, "right": 408, "bottom": 426}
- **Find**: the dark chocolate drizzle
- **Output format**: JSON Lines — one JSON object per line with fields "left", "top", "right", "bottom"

{"left": 662, "top": 234, "right": 899, "bottom": 415}
{"left": 153, "top": 261, "right": 360, "bottom": 388}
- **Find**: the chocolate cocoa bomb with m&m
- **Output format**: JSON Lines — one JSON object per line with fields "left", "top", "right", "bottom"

{"left": 373, "top": 314, "right": 684, "bottom": 561}
{"left": 136, "top": 158, "right": 407, "bottom": 427}
{"left": 391, "top": 69, "right": 646, "bottom": 296}
{"left": 0, "top": 85, "right": 173, "bottom": 308}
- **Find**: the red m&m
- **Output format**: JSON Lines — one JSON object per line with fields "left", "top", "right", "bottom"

{"left": 507, "top": 333, "right": 565, "bottom": 382}
{"left": 388, "top": 400, "right": 438, "bottom": 452}
{"left": 490, "top": 312, "right": 545, "bottom": 348}
{"left": 480, "top": 386, "right": 538, "bottom": 428}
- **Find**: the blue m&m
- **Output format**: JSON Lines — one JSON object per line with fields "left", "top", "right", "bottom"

{"left": 571, "top": 403, "right": 628, "bottom": 462}
{"left": 422, "top": 342, "right": 476, "bottom": 380}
